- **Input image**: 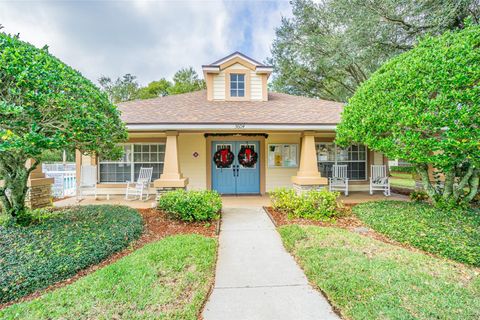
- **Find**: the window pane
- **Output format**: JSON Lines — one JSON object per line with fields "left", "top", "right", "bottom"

{"left": 237, "top": 74, "right": 245, "bottom": 81}
{"left": 238, "top": 82, "right": 244, "bottom": 89}
{"left": 230, "top": 89, "right": 237, "bottom": 97}
{"left": 237, "top": 89, "right": 245, "bottom": 97}
{"left": 231, "top": 74, "right": 237, "bottom": 81}
{"left": 99, "top": 164, "right": 131, "bottom": 183}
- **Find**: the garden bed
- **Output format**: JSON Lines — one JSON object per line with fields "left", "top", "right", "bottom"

{"left": 354, "top": 201, "right": 480, "bottom": 266}
{"left": 279, "top": 225, "right": 480, "bottom": 320}
{"left": 0, "top": 205, "right": 143, "bottom": 305}
{"left": 0, "top": 207, "right": 217, "bottom": 309}
{"left": 0, "top": 234, "right": 217, "bottom": 320}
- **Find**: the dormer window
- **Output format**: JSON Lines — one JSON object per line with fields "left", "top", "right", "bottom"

{"left": 230, "top": 74, "right": 245, "bottom": 97}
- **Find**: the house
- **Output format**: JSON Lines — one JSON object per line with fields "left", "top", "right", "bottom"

{"left": 75, "top": 52, "right": 387, "bottom": 197}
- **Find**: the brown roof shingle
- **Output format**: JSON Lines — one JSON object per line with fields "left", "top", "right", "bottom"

{"left": 117, "top": 90, "right": 343, "bottom": 125}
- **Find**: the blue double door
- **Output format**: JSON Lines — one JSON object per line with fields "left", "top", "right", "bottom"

{"left": 212, "top": 141, "right": 260, "bottom": 194}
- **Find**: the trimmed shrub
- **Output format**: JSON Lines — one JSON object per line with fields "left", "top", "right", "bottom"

{"left": 270, "top": 188, "right": 339, "bottom": 220}
{"left": 389, "top": 166, "right": 416, "bottom": 174}
{"left": 0, "top": 205, "right": 143, "bottom": 303}
{"left": 158, "top": 190, "right": 221, "bottom": 222}
{"left": 354, "top": 201, "right": 480, "bottom": 266}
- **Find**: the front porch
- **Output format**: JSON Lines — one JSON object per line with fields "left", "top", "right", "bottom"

{"left": 54, "top": 192, "right": 408, "bottom": 209}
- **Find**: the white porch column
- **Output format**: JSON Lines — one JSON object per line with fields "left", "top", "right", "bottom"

{"left": 292, "top": 131, "right": 328, "bottom": 188}
{"left": 154, "top": 131, "right": 189, "bottom": 188}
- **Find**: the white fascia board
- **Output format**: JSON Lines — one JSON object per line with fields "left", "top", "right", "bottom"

{"left": 202, "top": 66, "right": 220, "bottom": 73}
{"left": 256, "top": 67, "right": 273, "bottom": 73}
{"left": 127, "top": 123, "right": 337, "bottom": 131}
{"left": 214, "top": 53, "right": 260, "bottom": 66}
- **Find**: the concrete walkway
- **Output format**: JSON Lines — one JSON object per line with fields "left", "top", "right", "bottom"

{"left": 202, "top": 207, "right": 340, "bottom": 320}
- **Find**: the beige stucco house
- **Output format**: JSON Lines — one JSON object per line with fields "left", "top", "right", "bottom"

{"left": 76, "top": 52, "right": 387, "bottom": 197}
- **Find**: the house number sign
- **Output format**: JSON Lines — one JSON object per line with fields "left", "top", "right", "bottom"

{"left": 234, "top": 123, "right": 246, "bottom": 129}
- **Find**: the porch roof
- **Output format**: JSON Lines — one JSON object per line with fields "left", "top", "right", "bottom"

{"left": 117, "top": 90, "right": 344, "bottom": 127}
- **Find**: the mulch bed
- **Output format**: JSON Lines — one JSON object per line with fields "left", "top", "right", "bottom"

{"left": 0, "top": 209, "right": 217, "bottom": 310}
{"left": 265, "top": 206, "right": 413, "bottom": 246}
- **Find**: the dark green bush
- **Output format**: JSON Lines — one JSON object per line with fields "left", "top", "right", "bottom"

{"left": 410, "top": 190, "right": 429, "bottom": 202}
{"left": 270, "top": 188, "right": 340, "bottom": 221}
{"left": 158, "top": 190, "right": 221, "bottom": 222}
{"left": 389, "top": 166, "right": 416, "bottom": 173}
{"left": 0, "top": 205, "right": 143, "bottom": 303}
{"left": 354, "top": 201, "right": 480, "bottom": 266}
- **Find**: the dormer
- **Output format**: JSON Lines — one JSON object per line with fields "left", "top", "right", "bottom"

{"left": 202, "top": 52, "right": 273, "bottom": 102}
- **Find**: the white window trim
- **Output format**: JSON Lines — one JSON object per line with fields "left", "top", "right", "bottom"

{"left": 230, "top": 73, "right": 245, "bottom": 97}
{"left": 316, "top": 142, "right": 368, "bottom": 181}
{"left": 98, "top": 143, "right": 165, "bottom": 184}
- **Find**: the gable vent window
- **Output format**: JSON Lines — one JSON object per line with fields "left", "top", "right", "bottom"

{"left": 230, "top": 74, "right": 245, "bottom": 97}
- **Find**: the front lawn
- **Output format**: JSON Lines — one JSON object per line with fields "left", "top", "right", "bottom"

{"left": 0, "top": 205, "right": 143, "bottom": 303}
{"left": 0, "top": 235, "right": 217, "bottom": 320}
{"left": 279, "top": 225, "right": 480, "bottom": 320}
{"left": 353, "top": 201, "right": 480, "bottom": 266}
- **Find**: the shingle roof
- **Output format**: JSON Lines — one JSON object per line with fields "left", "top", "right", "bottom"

{"left": 117, "top": 90, "right": 343, "bottom": 125}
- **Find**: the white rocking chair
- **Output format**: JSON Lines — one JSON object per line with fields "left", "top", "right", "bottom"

{"left": 370, "top": 165, "right": 391, "bottom": 196}
{"left": 329, "top": 164, "right": 349, "bottom": 196}
{"left": 77, "top": 165, "right": 97, "bottom": 201}
{"left": 125, "top": 167, "right": 153, "bottom": 201}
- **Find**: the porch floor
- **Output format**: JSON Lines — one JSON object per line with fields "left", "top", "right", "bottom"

{"left": 53, "top": 192, "right": 408, "bottom": 209}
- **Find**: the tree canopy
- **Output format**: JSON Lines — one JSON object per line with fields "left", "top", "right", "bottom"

{"left": 99, "top": 67, "right": 206, "bottom": 102}
{"left": 0, "top": 32, "right": 127, "bottom": 217}
{"left": 98, "top": 73, "right": 140, "bottom": 103}
{"left": 336, "top": 26, "right": 480, "bottom": 205}
{"left": 269, "top": 0, "right": 480, "bottom": 102}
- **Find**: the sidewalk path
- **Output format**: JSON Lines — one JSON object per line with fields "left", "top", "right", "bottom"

{"left": 202, "top": 207, "right": 340, "bottom": 320}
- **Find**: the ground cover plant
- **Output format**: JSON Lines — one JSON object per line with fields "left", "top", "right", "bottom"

{"left": 270, "top": 188, "right": 340, "bottom": 221}
{"left": 279, "top": 225, "right": 480, "bottom": 320}
{"left": 354, "top": 201, "right": 480, "bottom": 266}
{"left": 0, "top": 205, "right": 143, "bottom": 303}
{"left": 0, "top": 235, "right": 217, "bottom": 320}
{"left": 158, "top": 189, "right": 221, "bottom": 222}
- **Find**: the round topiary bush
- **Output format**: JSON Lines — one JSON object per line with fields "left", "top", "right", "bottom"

{"left": 0, "top": 205, "right": 143, "bottom": 303}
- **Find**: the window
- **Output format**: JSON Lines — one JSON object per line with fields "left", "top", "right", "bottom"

{"left": 268, "top": 144, "right": 298, "bottom": 168}
{"left": 316, "top": 143, "right": 367, "bottom": 180}
{"left": 230, "top": 73, "right": 245, "bottom": 97}
{"left": 99, "top": 144, "right": 165, "bottom": 183}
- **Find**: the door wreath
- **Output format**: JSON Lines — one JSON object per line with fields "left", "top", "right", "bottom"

{"left": 213, "top": 147, "right": 234, "bottom": 168}
{"left": 238, "top": 145, "right": 258, "bottom": 168}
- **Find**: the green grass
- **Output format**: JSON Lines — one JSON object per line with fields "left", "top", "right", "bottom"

{"left": 279, "top": 225, "right": 480, "bottom": 320}
{"left": 390, "top": 173, "right": 415, "bottom": 189}
{"left": 354, "top": 201, "right": 480, "bottom": 266}
{"left": 0, "top": 234, "right": 217, "bottom": 320}
{"left": 0, "top": 205, "right": 143, "bottom": 303}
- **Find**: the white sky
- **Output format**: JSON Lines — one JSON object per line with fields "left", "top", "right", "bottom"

{"left": 0, "top": 0, "right": 291, "bottom": 85}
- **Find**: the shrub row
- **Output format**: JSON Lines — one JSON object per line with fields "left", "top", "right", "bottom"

{"left": 0, "top": 205, "right": 143, "bottom": 303}
{"left": 270, "top": 188, "right": 340, "bottom": 220}
{"left": 158, "top": 189, "right": 221, "bottom": 222}
{"left": 389, "top": 165, "right": 416, "bottom": 173}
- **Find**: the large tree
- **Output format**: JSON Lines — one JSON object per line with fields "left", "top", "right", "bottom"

{"left": 270, "top": 0, "right": 480, "bottom": 102}
{"left": 168, "top": 67, "right": 206, "bottom": 95}
{"left": 336, "top": 26, "right": 480, "bottom": 205}
{"left": 0, "top": 32, "right": 127, "bottom": 218}
{"left": 98, "top": 73, "right": 139, "bottom": 103}
{"left": 136, "top": 78, "right": 172, "bottom": 99}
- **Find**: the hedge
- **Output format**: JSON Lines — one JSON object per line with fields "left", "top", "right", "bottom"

{"left": 158, "top": 190, "right": 221, "bottom": 221}
{"left": 389, "top": 166, "right": 416, "bottom": 173}
{"left": 0, "top": 205, "right": 143, "bottom": 303}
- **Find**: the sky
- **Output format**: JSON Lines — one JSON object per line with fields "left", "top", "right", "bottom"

{"left": 0, "top": 0, "right": 292, "bottom": 86}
